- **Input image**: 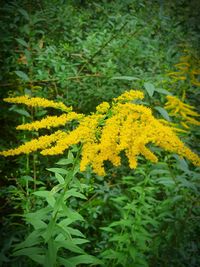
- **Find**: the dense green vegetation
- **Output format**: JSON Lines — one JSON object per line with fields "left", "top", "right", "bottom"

{"left": 0, "top": 1, "right": 200, "bottom": 266}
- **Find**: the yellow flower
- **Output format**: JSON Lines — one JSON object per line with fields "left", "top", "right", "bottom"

{"left": 174, "top": 62, "right": 190, "bottom": 68}
{"left": 96, "top": 102, "right": 110, "bottom": 114}
{"left": 3, "top": 95, "right": 72, "bottom": 112}
{"left": 41, "top": 114, "right": 104, "bottom": 156}
{"left": 158, "top": 119, "right": 188, "bottom": 133}
{"left": 191, "top": 80, "right": 200, "bottom": 87}
{"left": 167, "top": 50, "right": 200, "bottom": 86}
{"left": 165, "top": 95, "right": 200, "bottom": 129}
{"left": 113, "top": 90, "right": 144, "bottom": 102}
{"left": 0, "top": 130, "right": 67, "bottom": 156}
{"left": 16, "top": 112, "right": 84, "bottom": 131}
{"left": 1, "top": 90, "right": 200, "bottom": 175}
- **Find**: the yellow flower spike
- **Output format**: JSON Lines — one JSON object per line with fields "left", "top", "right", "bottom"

{"left": 191, "top": 80, "right": 200, "bottom": 86}
{"left": 180, "top": 107, "right": 199, "bottom": 117}
{"left": 180, "top": 122, "right": 190, "bottom": 129}
{"left": 16, "top": 113, "right": 84, "bottom": 131}
{"left": 165, "top": 95, "right": 200, "bottom": 129}
{"left": 179, "top": 56, "right": 190, "bottom": 61}
{"left": 191, "top": 69, "right": 200, "bottom": 75}
{"left": 113, "top": 90, "right": 144, "bottom": 102}
{"left": 0, "top": 130, "right": 67, "bottom": 157}
{"left": 174, "top": 62, "right": 190, "bottom": 67}
{"left": 139, "top": 144, "right": 158, "bottom": 163}
{"left": 96, "top": 102, "right": 110, "bottom": 114}
{"left": 41, "top": 114, "right": 104, "bottom": 156}
{"left": 167, "top": 72, "right": 183, "bottom": 76}
{"left": 185, "top": 117, "right": 200, "bottom": 126}
{"left": 176, "top": 66, "right": 189, "bottom": 71}
{"left": 177, "top": 76, "right": 187, "bottom": 81}
{"left": 1, "top": 90, "right": 200, "bottom": 175}
{"left": 158, "top": 119, "right": 186, "bottom": 133}
{"left": 4, "top": 95, "right": 72, "bottom": 112}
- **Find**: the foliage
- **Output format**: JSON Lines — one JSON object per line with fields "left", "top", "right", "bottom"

{"left": 0, "top": 0, "right": 200, "bottom": 267}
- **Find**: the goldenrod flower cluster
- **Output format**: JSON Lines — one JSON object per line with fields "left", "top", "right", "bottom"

{"left": 16, "top": 112, "right": 84, "bottom": 131}
{"left": 113, "top": 90, "right": 144, "bottom": 102}
{"left": 41, "top": 114, "right": 104, "bottom": 157}
{"left": 167, "top": 50, "right": 200, "bottom": 86}
{"left": 4, "top": 95, "right": 72, "bottom": 112}
{"left": 96, "top": 102, "right": 110, "bottom": 114}
{"left": 165, "top": 95, "right": 200, "bottom": 129}
{"left": 158, "top": 119, "right": 188, "bottom": 134}
{"left": 1, "top": 90, "right": 200, "bottom": 176}
{"left": 0, "top": 131, "right": 66, "bottom": 156}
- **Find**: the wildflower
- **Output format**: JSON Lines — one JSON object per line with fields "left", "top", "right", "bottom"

{"left": 190, "top": 69, "right": 200, "bottom": 86}
{"left": 113, "top": 90, "right": 144, "bottom": 102}
{"left": 174, "top": 62, "right": 190, "bottom": 68}
{"left": 158, "top": 119, "right": 188, "bottom": 133}
{"left": 191, "top": 80, "right": 200, "bottom": 86}
{"left": 41, "top": 114, "right": 104, "bottom": 156}
{"left": 165, "top": 95, "right": 200, "bottom": 128}
{"left": 4, "top": 95, "right": 72, "bottom": 112}
{"left": 16, "top": 112, "right": 84, "bottom": 131}
{"left": 1, "top": 90, "right": 200, "bottom": 176}
{"left": 0, "top": 130, "right": 67, "bottom": 156}
{"left": 167, "top": 50, "right": 200, "bottom": 86}
{"left": 96, "top": 102, "right": 110, "bottom": 114}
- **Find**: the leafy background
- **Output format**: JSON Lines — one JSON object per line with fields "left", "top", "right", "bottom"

{"left": 0, "top": 0, "right": 200, "bottom": 266}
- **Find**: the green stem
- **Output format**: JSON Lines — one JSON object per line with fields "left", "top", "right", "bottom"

{"left": 33, "top": 153, "right": 37, "bottom": 191}
{"left": 26, "top": 154, "right": 30, "bottom": 173}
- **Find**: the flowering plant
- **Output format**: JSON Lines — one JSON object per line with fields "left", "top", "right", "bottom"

{"left": 1, "top": 90, "right": 200, "bottom": 176}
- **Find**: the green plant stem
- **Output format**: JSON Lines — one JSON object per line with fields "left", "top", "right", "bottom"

{"left": 33, "top": 153, "right": 37, "bottom": 191}
{"left": 44, "top": 149, "right": 83, "bottom": 267}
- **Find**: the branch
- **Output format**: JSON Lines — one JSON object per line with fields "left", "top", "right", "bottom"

{"left": 0, "top": 73, "right": 103, "bottom": 87}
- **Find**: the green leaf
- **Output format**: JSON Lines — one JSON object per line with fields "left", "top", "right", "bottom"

{"left": 55, "top": 240, "right": 84, "bottom": 254}
{"left": 15, "top": 71, "right": 30, "bottom": 81}
{"left": 33, "top": 191, "right": 56, "bottom": 207}
{"left": 62, "top": 207, "right": 84, "bottom": 222}
{"left": 65, "top": 227, "right": 85, "bottom": 237}
{"left": 25, "top": 207, "right": 51, "bottom": 229}
{"left": 128, "top": 246, "right": 137, "bottom": 261}
{"left": 58, "top": 257, "right": 75, "bottom": 267}
{"left": 154, "top": 106, "right": 171, "bottom": 121}
{"left": 144, "top": 82, "right": 155, "bottom": 97}
{"left": 55, "top": 173, "right": 65, "bottom": 184}
{"left": 66, "top": 254, "right": 103, "bottom": 266}
{"left": 173, "top": 155, "right": 190, "bottom": 173}
{"left": 47, "top": 168, "right": 68, "bottom": 175}
{"left": 109, "top": 219, "right": 132, "bottom": 228}
{"left": 149, "top": 169, "right": 170, "bottom": 176}
{"left": 73, "top": 238, "right": 89, "bottom": 245}
{"left": 100, "top": 226, "right": 115, "bottom": 233}
{"left": 60, "top": 216, "right": 74, "bottom": 224}
{"left": 156, "top": 177, "right": 175, "bottom": 186}
{"left": 68, "top": 150, "right": 74, "bottom": 160}
{"left": 13, "top": 247, "right": 45, "bottom": 264}
{"left": 110, "top": 233, "right": 130, "bottom": 242}
{"left": 111, "top": 76, "right": 139, "bottom": 81}
{"left": 10, "top": 107, "right": 31, "bottom": 118}
{"left": 64, "top": 189, "right": 87, "bottom": 200}
{"left": 154, "top": 88, "right": 172, "bottom": 95}
{"left": 16, "top": 38, "right": 29, "bottom": 48}
{"left": 56, "top": 158, "right": 73, "bottom": 165}
{"left": 18, "top": 8, "right": 29, "bottom": 20}
{"left": 177, "top": 177, "right": 196, "bottom": 191}
{"left": 14, "top": 230, "right": 42, "bottom": 250}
